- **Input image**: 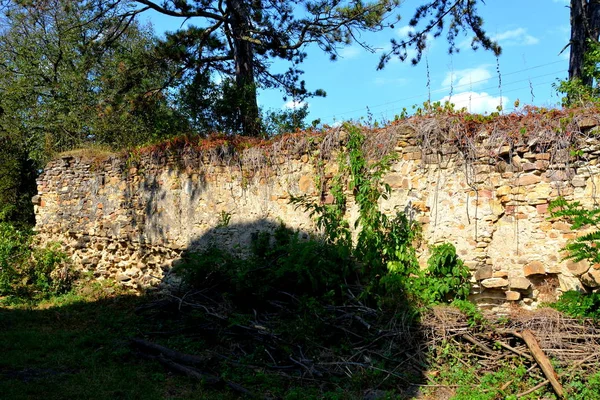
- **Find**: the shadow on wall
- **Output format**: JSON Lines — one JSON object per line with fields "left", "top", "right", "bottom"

{"left": 118, "top": 160, "right": 210, "bottom": 247}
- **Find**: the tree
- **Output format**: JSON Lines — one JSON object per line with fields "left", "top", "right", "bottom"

{"left": 136, "top": 0, "right": 503, "bottom": 137}
{"left": 135, "top": 0, "right": 401, "bottom": 136}
{"left": 0, "top": 0, "right": 187, "bottom": 155}
{"left": 378, "top": 0, "right": 500, "bottom": 68}
{"left": 568, "top": 0, "right": 600, "bottom": 86}
{"left": 0, "top": 0, "right": 185, "bottom": 224}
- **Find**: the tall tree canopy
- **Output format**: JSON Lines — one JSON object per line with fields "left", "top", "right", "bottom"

{"left": 0, "top": 0, "right": 184, "bottom": 159}
{"left": 134, "top": 0, "right": 502, "bottom": 136}
{"left": 0, "top": 0, "right": 184, "bottom": 223}
{"left": 136, "top": 0, "right": 401, "bottom": 136}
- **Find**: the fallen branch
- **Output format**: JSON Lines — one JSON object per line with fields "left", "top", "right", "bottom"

{"left": 130, "top": 338, "right": 207, "bottom": 367}
{"left": 494, "top": 340, "right": 533, "bottom": 361}
{"left": 461, "top": 333, "right": 495, "bottom": 355}
{"left": 516, "top": 379, "right": 549, "bottom": 398}
{"left": 131, "top": 339, "right": 259, "bottom": 398}
{"left": 521, "top": 330, "right": 564, "bottom": 399}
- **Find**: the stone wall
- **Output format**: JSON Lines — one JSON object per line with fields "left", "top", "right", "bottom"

{"left": 34, "top": 116, "right": 600, "bottom": 309}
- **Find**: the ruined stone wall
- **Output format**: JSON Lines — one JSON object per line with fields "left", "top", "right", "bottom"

{"left": 34, "top": 117, "right": 600, "bottom": 309}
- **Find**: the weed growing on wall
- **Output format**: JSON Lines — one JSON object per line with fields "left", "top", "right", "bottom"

{"left": 290, "top": 123, "right": 470, "bottom": 306}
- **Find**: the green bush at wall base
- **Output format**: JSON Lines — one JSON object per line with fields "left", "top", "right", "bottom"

{"left": 0, "top": 222, "right": 74, "bottom": 300}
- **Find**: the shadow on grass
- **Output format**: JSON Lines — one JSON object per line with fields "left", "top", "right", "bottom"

{"left": 0, "top": 219, "right": 428, "bottom": 399}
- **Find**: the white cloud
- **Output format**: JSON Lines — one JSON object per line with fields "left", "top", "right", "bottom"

{"left": 283, "top": 100, "right": 307, "bottom": 110}
{"left": 440, "top": 91, "right": 508, "bottom": 114}
{"left": 396, "top": 25, "right": 415, "bottom": 39}
{"left": 442, "top": 66, "right": 492, "bottom": 90}
{"left": 459, "top": 27, "right": 539, "bottom": 51}
{"left": 492, "top": 28, "right": 539, "bottom": 46}
{"left": 338, "top": 46, "right": 361, "bottom": 59}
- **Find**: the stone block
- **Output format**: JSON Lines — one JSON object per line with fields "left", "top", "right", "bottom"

{"left": 116, "top": 273, "right": 131, "bottom": 282}
{"left": 546, "top": 262, "right": 562, "bottom": 274}
{"left": 553, "top": 221, "right": 571, "bottom": 232}
{"left": 581, "top": 268, "right": 600, "bottom": 288}
{"left": 298, "top": 174, "right": 315, "bottom": 194}
{"left": 481, "top": 278, "right": 509, "bottom": 288}
{"left": 509, "top": 277, "right": 531, "bottom": 290}
{"left": 517, "top": 175, "right": 541, "bottom": 186}
{"left": 578, "top": 117, "right": 597, "bottom": 130}
{"left": 474, "top": 265, "right": 493, "bottom": 281}
{"left": 493, "top": 271, "right": 509, "bottom": 278}
{"left": 496, "top": 185, "right": 511, "bottom": 196}
{"left": 523, "top": 260, "right": 545, "bottom": 277}
{"left": 383, "top": 173, "right": 404, "bottom": 188}
{"left": 566, "top": 259, "right": 590, "bottom": 276}
{"left": 505, "top": 291, "right": 521, "bottom": 301}
{"left": 572, "top": 176, "right": 587, "bottom": 187}
{"left": 558, "top": 275, "right": 586, "bottom": 293}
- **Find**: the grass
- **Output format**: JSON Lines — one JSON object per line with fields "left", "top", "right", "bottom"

{"left": 0, "top": 287, "right": 238, "bottom": 400}
{"left": 3, "top": 279, "right": 600, "bottom": 400}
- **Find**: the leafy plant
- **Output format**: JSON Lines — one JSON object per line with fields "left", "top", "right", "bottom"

{"left": 0, "top": 222, "right": 73, "bottom": 299}
{"left": 551, "top": 290, "right": 600, "bottom": 320}
{"left": 419, "top": 243, "right": 471, "bottom": 304}
{"left": 549, "top": 197, "right": 600, "bottom": 264}
{"left": 292, "top": 123, "right": 470, "bottom": 307}
{"left": 217, "top": 211, "right": 232, "bottom": 227}
{"left": 555, "top": 40, "right": 600, "bottom": 106}
{"left": 174, "top": 224, "right": 353, "bottom": 305}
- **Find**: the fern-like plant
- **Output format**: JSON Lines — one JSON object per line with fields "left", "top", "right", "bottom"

{"left": 549, "top": 197, "right": 600, "bottom": 264}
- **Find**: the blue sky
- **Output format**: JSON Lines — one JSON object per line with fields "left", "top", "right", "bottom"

{"left": 141, "top": 0, "right": 571, "bottom": 125}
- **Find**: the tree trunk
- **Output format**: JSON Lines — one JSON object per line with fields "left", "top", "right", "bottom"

{"left": 228, "top": 0, "right": 261, "bottom": 137}
{"left": 569, "top": 0, "right": 600, "bottom": 86}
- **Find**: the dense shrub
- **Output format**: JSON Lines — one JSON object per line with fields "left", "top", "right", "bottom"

{"left": 0, "top": 222, "right": 74, "bottom": 299}
{"left": 551, "top": 290, "right": 600, "bottom": 320}
{"left": 174, "top": 224, "right": 354, "bottom": 308}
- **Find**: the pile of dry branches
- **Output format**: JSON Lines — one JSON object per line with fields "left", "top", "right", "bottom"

{"left": 130, "top": 288, "right": 600, "bottom": 399}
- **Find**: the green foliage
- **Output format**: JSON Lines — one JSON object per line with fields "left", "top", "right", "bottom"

{"left": 555, "top": 40, "right": 600, "bottom": 106}
{"left": 176, "top": 74, "right": 261, "bottom": 136}
{"left": 565, "top": 370, "right": 600, "bottom": 400}
{"left": 555, "top": 77, "right": 599, "bottom": 107}
{"left": 291, "top": 174, "right": 352, "bottom": 251}
{"left": 174, "top": 224, "right": 353, "bottom": 304}
{"left": 0, "top": 222, "right": 74, "bottom": 300}
{"left": 551, "top": 290, "right": 600, "bottom": 320}
{"left": 0, "top": 138, "right": 37, "bottom": 226}
{"left": 0, "top": 0, "right": 188, "bottom": 226}
{"left": 451, "top": 299, "right": 485, "bottom": 328}
{"left": 0, "top": 0, "right": 184, "bottom": 159}
{"left": 419, "top": 243, "right": 471, "bottom": 304}
{"left": 292, "top": 123, "right": 469, "bottom": 307}
{"left": 547, "top": 197, "right": 600, "bottom": 320}
{"left": 549, "top": 197, "right": 600, "bottom": 264}
{"left": 262, "top": 103, "right": 311, "bottom": 137}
